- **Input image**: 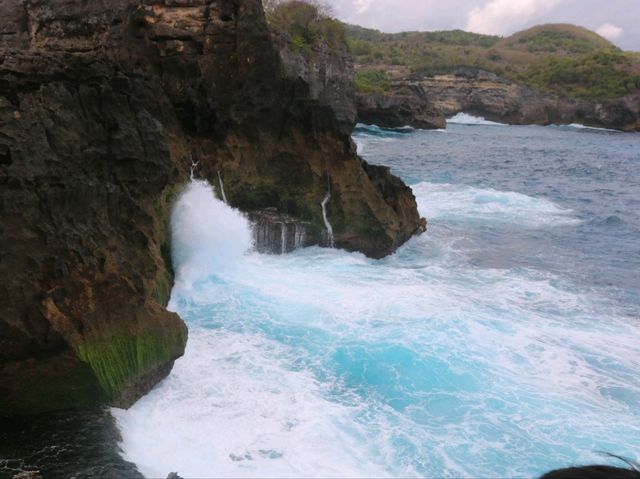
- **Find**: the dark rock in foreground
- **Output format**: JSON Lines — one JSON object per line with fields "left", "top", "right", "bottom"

{"left": 0, "top": 409, "right": 143, "bottom": 478}
{"left": 0, "top": 0, "right": 425, "bottom": 414}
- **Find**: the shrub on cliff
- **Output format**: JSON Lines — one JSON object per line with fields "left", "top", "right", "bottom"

{"left": 520, "top": 50, "right": 640, "bottom": 99}
{"left": 264, "top": 0, "right": 347, "bottom": 53}
{"left": 354, "top": 70, "right": 390, "bottom": 93}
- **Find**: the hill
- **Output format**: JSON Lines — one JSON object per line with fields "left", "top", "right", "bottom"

{"left": 348, "top": 23, "right": 640, "bottom": 100}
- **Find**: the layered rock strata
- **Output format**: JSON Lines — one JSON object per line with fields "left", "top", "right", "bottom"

{"left": 357, "top": 67, "right": 640, "bottom": 131}
{"left": 0, "top": 0, "right": 425, "bottom": 414}
{"left": 356, "top": 82, "right": 446, "bottom": 130}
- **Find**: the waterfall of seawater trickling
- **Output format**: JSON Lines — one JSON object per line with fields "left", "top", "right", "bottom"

{"left": 321, "top": 189, "right": 334, "bottom": 248}
{"left": 189, "top": 159, "right": 199, "bottom": 181}
{"left": 294, "top": 223, "right": 306, "bottom": 249}
{"left": 217, "top": 171, "right": 228, "bottom": 204}
{"left": 280, "top": 222, "right": 286, "bottom": 254}
{"left": 248, "top": 211, "right": 309, "bottom": 255}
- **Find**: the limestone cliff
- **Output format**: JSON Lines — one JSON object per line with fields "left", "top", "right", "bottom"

{"left": 356, "top": 67, "right": 640, "bottom": 132}
{"left": 0, "top": 0, "right": 425, "bottom": 414}
{"left": 356, "top": 81, "right": 446, "bottom": 130}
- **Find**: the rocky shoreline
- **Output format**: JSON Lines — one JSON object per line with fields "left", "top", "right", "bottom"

{"left": 356, "top": 67, "right": 640, "bottom": 131}
{"left": 0, "top": 0, "right": 426, "bottom": 418}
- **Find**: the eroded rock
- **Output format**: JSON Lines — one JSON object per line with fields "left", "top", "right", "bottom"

{"left": 359, "top": 67, "right": 640, "bottom": 131}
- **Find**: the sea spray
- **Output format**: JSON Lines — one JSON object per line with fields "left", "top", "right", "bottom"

{"left": 447, "top": 112, "right": 505, "bottom": 126}
{"left": 170, "top": 179, "right": 252, "bottom": 289}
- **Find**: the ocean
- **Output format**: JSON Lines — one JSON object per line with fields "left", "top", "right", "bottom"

{"left": 8, "top": 117, "right": 638, "bottom": 478}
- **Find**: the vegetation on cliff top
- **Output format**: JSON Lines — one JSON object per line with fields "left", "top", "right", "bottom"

{"left": 347, "top": 23, "right": 640, "bottom": 100}
{"left": 354, "top": 69, "right": 390, "bottom": 93}
{"left": 264, "top": 0, "right": 347, "bottom": 54}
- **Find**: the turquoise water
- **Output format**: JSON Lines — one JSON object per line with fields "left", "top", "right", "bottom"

{"left": 114, "top": 119, "right": 640, "bottom": 478}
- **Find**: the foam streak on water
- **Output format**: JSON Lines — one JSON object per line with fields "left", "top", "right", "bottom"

{"left": 115, "top": 126, "right": 640, "bottom": 478}
{"left": 447, "top": 112, "right": 505, "bottom": 126}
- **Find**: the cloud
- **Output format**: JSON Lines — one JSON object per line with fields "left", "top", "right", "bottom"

{"left": 596, "top": 22, "right": 623, "bottom": 41}
{"left": 326, "top": 0, "right": 478, "bottom": 33}
{"left": 353, "top": 0, "right": 375, "bottom": 14}
{"left": 465, "top": 0, "right": 566, "bottom": 35}
{"left": 323, "top": 0, "right": 640, "bottom": 50}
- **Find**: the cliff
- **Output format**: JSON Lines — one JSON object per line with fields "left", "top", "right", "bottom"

{"left": 356, "top": 68, "right": 640, "bottom": 131}
{"left": 348, "top": 22, "right": 640, "bottom": 131}
{"left": 356, "top": 81, "right": 446, "bottom": 130}
{"left": 0, "top": 0, "right": 425, "bottom": 415}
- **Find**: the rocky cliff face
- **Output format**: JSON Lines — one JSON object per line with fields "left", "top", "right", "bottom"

{"left": 0, "top": 0, "right": 425, "bottom": 415}
{"left": 356, "top": 82, "right": 446, "bottom": 130}
{"left": 357, "top": 67, "right": 640, "bottom": 132}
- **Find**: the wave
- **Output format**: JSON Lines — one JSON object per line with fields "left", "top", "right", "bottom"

{"left": 113, "top": 329, "right": 389, "bottom": 478}
{"left": 170, "top": 179, "right": 253, "bottom": 289}
{"left": 114, "top": 162, "right": 639, "bottom": 478}
{"left": 446, "top": 113, "right": 505, "bottom": 126}
{"left": 555, "top": 123, "right": 621, "bottom": 133}
{"left": 354, "top": 124, "right": 445, "bottom": 155}
{"left": 412, "top": 182, "right": 579, "bottom": 227}
{"left": 114, "top": 236, "right": 640, "bottom": 477}
{"left": 354, "top": 124, "right": 413, "bottom": 137}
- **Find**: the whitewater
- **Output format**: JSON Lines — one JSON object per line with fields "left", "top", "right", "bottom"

{"left": 114, "top": 121, "right": 640, "bottom": 478}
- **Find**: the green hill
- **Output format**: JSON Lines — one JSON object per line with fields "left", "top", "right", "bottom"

{"left": 347, "top": 23, "right": 640, "bottom": 100}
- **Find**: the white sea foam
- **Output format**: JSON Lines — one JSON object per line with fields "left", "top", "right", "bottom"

{"left": 447, "top": 112, "right": 505, "bottom": 126}
{"left": 355, "top": 138, "right": 367, "bottom": 155}
{"left": 112, "top": 329, "right": 390, "bottom": 478}
{"left": 170, "top": 179, "right": 252, "bottom": 289}
{"left": 116, "top": 237, "right": 640, "bottom": 477}
{"left": 115, "top": 147, "right": 640, "bottom": 478}
{"left": 564, "top": 123, "right": 620, "bottom": 132}
{"left": 412, "top": 182, "right": 579, "bottom": 227}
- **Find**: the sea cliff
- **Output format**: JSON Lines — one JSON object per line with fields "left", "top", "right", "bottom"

{"left": 0, "top": 0, "right": 425, "bottom": 415}
{"left": 357, "top": 68, "right": 640, "bottom": 131}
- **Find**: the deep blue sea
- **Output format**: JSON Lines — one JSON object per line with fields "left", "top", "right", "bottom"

{"left": 114, "top": 116, "right": 640, "bottom": 478}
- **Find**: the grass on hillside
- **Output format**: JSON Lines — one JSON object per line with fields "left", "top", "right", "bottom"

{"left": 347, "top": 24, "right": 640, "bottom": 100}
{"left": 354, "top": 70, "right": 390, "bottom": 93}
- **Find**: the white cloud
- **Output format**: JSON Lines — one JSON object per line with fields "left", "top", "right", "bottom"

{"left": 353, "top": 0, "right": 374, "bottom": 15}
{"left": 323, "top": 0, "right": 640, "bottom": 50}
{"left": 465, "top": 0, "right": 566, "bottom": 35}
{"left": 596, "top": 22, "right": 623, "bottom": 41}
{"left": 326, "top": 0, "right": 478, "bottom": 33}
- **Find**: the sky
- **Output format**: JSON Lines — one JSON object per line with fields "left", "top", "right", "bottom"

{"left": 324, "top": 0, "right": 640, "bottom": 51}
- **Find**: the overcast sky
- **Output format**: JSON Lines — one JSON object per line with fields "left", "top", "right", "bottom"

{"left": 324, "top": 0, "right": 640, "bottom": 51}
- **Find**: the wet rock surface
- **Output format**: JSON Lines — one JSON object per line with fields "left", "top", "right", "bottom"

{"left": 248, "top": 209, "right": 311, "bottom": 254}
{"left": 0, "top": 409, "right": 143, "bottom": 479}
